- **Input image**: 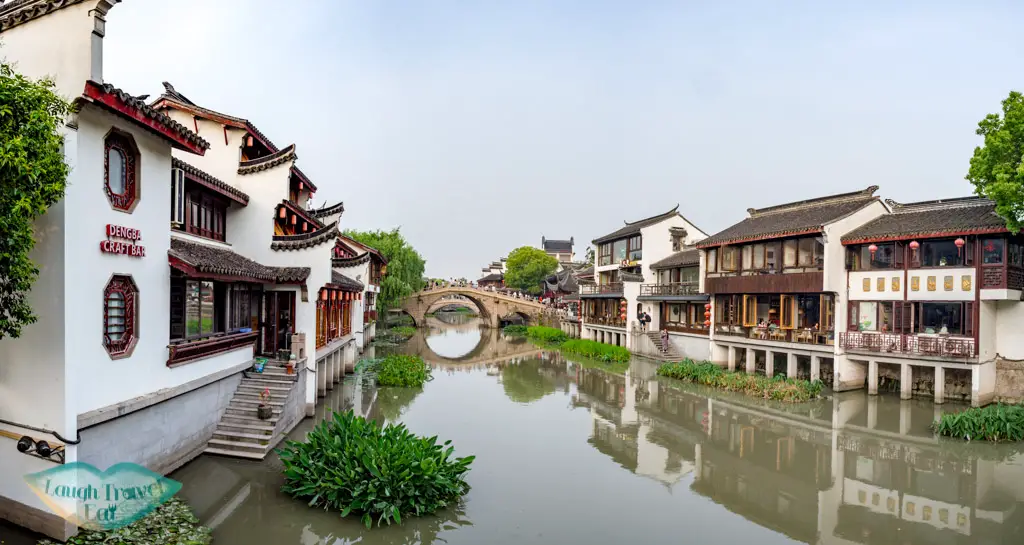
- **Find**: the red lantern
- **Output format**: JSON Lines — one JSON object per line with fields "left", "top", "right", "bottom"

{"left": 909, "top": 240, "right": 919, "bottom": 250}
{"left": 279, "top": 207, "right": 287, "bottom": 219}
{"left": 303, "top": 222, "right": 308, "bottom": 232}
{"left": 704, "top": 303, "right": 711, "bottom": 311}
{"left": 703, "top": 319, "right": 711, "bottom": 327}
{"left": 868, "top": 244, "right": 878, "bottom": 258}
{"left": 955, "top": 237, "right": 965, "bottom": 256}
{"left": 704, "top": 310, "right": 711, "bottom": 319}
{"left": 298, "top": 182, "right": 304, "bottom": 191}
{"left": 321, "top": 290, "right": 328, "bottom": 301}
{"left": 291, "top": 215, "right": 297, "bottom": 225}
{"left": 332, "top": 291, "right": 337, "bottom": 300}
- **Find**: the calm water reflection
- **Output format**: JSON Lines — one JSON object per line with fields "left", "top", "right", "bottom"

{"left": 171, "top": 324, "right": 1024, "bottom": 545}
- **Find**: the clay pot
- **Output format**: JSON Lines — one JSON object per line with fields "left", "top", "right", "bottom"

{"left": 257, "top": 404, "right": 273, "bottom": 420}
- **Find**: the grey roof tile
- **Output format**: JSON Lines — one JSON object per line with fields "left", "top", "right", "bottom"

{"left": 842, "top": 197, "right": 1008, "bottom": 243}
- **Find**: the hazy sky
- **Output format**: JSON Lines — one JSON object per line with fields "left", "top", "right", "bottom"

{"left": 104, "top": 0, "right": 1024, "bottom": 279}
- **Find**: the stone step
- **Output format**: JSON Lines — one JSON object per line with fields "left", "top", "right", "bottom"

{"left": 207, "top": 438, "right": 268, "bottom": 453}
{"left": 216, "top": 420, "right": 276, "bottom": 434}
{"left": 231, "top": 397, "right": 285, "bottom": 407}
{"left": 238, "top": 383, "right": 292, "bottom": 392}
{"left": 220, "top": 412, "right": 279, "bottom": 427}
{"left": 241, "top": 378, "right": 296, "bottom": 388}
{"left": 248, "top": 371, "right": 297, "bottom": 382}
{"left": 225, "top": 406, "right": 282, "bottom": 419}
{"left": 234, "top": 391, "right": 289, "bottom": 401}
{"left": 204, "top": 446, "right": 267, "bottom": 460}
{"left": 213, "top": 429, "right": 273, "bottom": 443}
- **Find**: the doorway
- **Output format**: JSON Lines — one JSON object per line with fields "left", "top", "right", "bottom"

{"left": 263, "top": 291, "right": 296, "bottom": 357}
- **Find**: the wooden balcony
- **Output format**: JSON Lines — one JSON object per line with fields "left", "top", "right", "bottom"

{"left": 705, "top": 271, "right": 823, "bottom": 294}
{"left": 584, "top": 315, "right": 626, "bottom": 328}
{"left": 640, "top": 282, "right": 699, "bottom": 297}
{"left": 981, "top": 264, "right": 1024, "bottom": 291}
{"left": 167, "top": 331, "right": 258, "bottom": 366}
{"left": 715, "top": 325, "right": 834, "bottom": 346}
{"left": 838, "top": 332, "right": 976, "bottom": 359}
{"left": 580, "top": 283, "right": 624, "bottom": 297}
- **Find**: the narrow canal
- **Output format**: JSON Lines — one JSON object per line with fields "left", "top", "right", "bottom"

{"left": 168, "top": 315, "right": 1024, "bottom": 544}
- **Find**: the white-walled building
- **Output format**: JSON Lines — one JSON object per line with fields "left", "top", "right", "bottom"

{"left": 541, "top": 236, "right": 575, "bottom": 265}
{"left": 581, "top": 205, "right": 707, "bottom": 351}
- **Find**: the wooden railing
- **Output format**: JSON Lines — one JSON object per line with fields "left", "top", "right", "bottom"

{"left": 665, "top": 324, "right": 709, "bottom": 335}
{"left": 167, "top": 331, "right": 258, "bottom": 366}
{"left": 839, "top": 332, "right": 976, "bottom": 358}
{"left": 714, "top": 326, "right": 834, "bottom": 346}
{"left": 584, "top": 315, "right": 626, "bottom": 328}
{"left": 580, "top": 283, "right": 624, "bottom": 296}
{"left": 640, "top": 282, "right": 699, "bottom": 297}
{"left": 364, "top": 310, "right": 377, "bottom": 323}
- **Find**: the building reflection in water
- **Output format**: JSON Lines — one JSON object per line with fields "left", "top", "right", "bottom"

{"left": 567, "top": 359, "right": 1024, "bottom": 544}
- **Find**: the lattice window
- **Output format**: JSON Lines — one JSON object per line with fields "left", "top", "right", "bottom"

{"left": 104, "top": 275, "right": 138, "bottom": 358}
{"left": 104, "top": 130, "right": 140, "bottom": 212}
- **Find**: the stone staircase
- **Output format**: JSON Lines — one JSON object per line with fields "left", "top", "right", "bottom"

{"left": 643, "top": 331, "right": 684, "bottom": 362}
{"left": 204, "top": 360, "right": 300, "bottom": 460}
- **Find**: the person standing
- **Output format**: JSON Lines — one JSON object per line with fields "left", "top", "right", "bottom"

{"left": 661, "top": 327, "right": 670, "bottom": 355}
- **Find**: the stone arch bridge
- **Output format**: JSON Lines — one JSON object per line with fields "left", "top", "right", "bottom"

{"left": 400, "top": 286, "right": 546, "bottom": 328}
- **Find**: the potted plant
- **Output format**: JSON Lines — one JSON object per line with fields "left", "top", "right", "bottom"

{"left": 286, "top": 353, "right": 296, "bottom": 375}
{"left": 257, "top": 388, "right": 273, "bottom": 420}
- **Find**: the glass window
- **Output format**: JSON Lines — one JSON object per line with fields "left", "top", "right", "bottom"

{"left": 612, "top": 239, "right": 627, "bottom": 262}
{"left": 798, "top": 239, "right": 813, "bottom": 267}
{"left": 752, "top": 244, "right": 765, "bottom": 269}
{"left": 796, "top": 295, "right": 820, "bottom": 329}
{"left": 103, "top": 275, "right": 138, "bottom": 358}
{"left": 921, "top": 239, "right": 961, "bottom": 267}
{"left": 982, "top": 238, "right": 1004, "bottom": 264}
{"left": 766, "top": 244, "right": 778, "bottom": 271}
{"left": 628, "top": 235, "right": 642, "bottom": 261}
{"left": 108, "top": 148, "right": 126, "bottom": 195}
{"left": 880, "top": 303, "right": 893, "bottom": 332}
{"left": 741, "top": 245, "right": 753, "bottom": 270}
{"left": 865, "top": 243, "right": 895, "bottom": 269}
{"left": 680, "top": 267, "right": 699, "bottom": 283}
{"left": 858, "top": 302, "right": 878, "bottom": 331}
{"left": 599, "top": 243, "right": 612, "bottom": 265}
{"left": 669, "top": 304, "right": 683, "bottom": 324}
{"left": 720, "top": 246, "right": 739, "bottom": 271}
{"left": 707, "top": 249, "right": 717, "bottom": 272}
{"left": 917, "top": 303, "right": 963, "bottom": 335}
{"left": 783, "top": 240, "right": 798, "bottom": 267}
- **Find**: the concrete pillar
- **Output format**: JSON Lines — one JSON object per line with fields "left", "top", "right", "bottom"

{"left": 900, "top": 401, "right": 912, "bottom": 435}
{"left": 868, "top": 360, "right": 878, "bottom": 395}
{"left": 810, "top": 355, "right": 821, "bottom": 382}
{"left": 326, "top": 353, "right": 335, "bottom": 391}
{"left": 934, "top": 366, "right": 945, "bottom": 404}
{"left": 694, "top": 444, "right": 702, "bottom": 482}
{"left": 317, "top": 359, "right": 327, "bottom": 397}
{"left": 765, "top": 350, "right": 775, "bottom": 378}
{"left": 727, "top": 346, "right": 737, "bottom": 372}
{"left": 972, "top": 360, "right": 997, "bottom": 408}
{"left": 867, "top": 395, "right": 878, "bottom": 429}
{"left": 787, "top": 353, "right": 797, "bottom": 379}
{"left": 900, "top": 363, "right": 912, "bottom": 400}
{"left": 334, "top": 350, "right": 343, "bottom": 382}
{"left": 745, "top": 348, "right": 755, "bottom": 374}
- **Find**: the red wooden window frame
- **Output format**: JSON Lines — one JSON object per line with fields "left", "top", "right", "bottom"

{"left": 183, "top": 190, "right": 227, "bottom": 241}
{"left": 103, "top": 275, "right": 138, "bottom": 358}
{"left": 104, "top": 131, "right": 139, "bottom": 212}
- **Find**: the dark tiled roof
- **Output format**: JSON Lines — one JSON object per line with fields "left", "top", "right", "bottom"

{"left": 543, "top": 268, "right": 578, "bottom": 294}
{"left": 82, "top": 81, "right": 209, "bottom": 152}
{"left": 172, "top": 158, "right": 248, "bottom": 205}
{"left": 593, "top": 205, "right": 682, "bottom": 245}
{"left": 277, "top": 200, "right": 324, "bottom": 230}
{"left": 650, "top": 249, "right": 700, "bottom": 269}
{"left": 311, "top": 201, "right": 345, "bottom": 219}
{"left": 169, "top": 238, "right": 309, "bottom": 283}
{"left": 577, "top": 265, "right": 594, "bottom": 277}
{"left": 155, "top": 82, "right": 279, "bottom": 152}
{"left": 238, "top": 144, "right": 297, "bottom": 175}
{"left": 290, "top": 166, "right": 318, "bottom": 193}
{"left": 479, "top": 273, "right": 504, "bottom": 282}
{"left": 271, "top": 222, "right": 340, "bottom": 251}
{"left": 620, "top": 271, "right": 644, "bottom": 282}
{"left": 332, "top": 253, "right": 371, "bottom": 268}
{"left": 698, "top": 186, "right": 880, "bottom": 248}
{"left": 842, "top": 197, "right": 1008, "bottom": 244}
{"left": 331, "top": 271, "right": 364, "bottom": 291}
{"left": 1, "top": 0, "right": 85, "bottom": 31}
{"left": 542, "top": 237, "right": 574, "bottom": 253}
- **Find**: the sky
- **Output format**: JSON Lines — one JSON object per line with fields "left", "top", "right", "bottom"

{"left": 103, "top": 0, "right": 1024, "bottom": 279}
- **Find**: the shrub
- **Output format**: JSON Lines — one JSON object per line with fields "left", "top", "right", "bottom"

{"left": 391, "top": 326, "right": 417, "bottom": 338}
{"left": 657, "top": 359, "right": 823, "bottom": 403}
{"left": 934, "top": 404, "right": 1024, "bottom": 442}
{"left": 40, "top": 498, "right": 211, "bottom": 545}
{"left": 375, "top": 354, "right": 431, "bottom": 387}
{"left": 559, "top": 339, "right": 631, "bottom": 363}
{"left": 526, "top": 326, "right": 568, "bottom": 344}
{"left": 503, "top": 325, "right": 528, "bottom": 335}
{"left": 279, "top": 411, "right": 474, "bottom": 528}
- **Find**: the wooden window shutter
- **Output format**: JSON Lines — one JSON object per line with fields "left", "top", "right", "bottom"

{"left": 902, "top": 302, "right": 914, "bottom": 333}
{"left": 965, "top": 238, "right": 975, "bottom": 266}
{"left": 893, "top": 303, "right": 904, "bottom": 334}
{"left": 848, "top": 302, "right": 859, "bottom": 332}
{"left": 964, "top": 302, "right": 975, "bottom": 338}
{"left": 894, "top": 242, "right": 905, "bottom": 269}
{"left": 742, "top": 295, "right": 756, "bottom": 327}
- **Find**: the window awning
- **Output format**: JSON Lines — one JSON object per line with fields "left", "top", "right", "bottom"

{"left": 169, "top": 238, "right": 309, "bottom": 284}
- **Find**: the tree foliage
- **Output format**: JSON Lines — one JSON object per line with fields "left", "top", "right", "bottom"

{"left": 503, "top": 246, "right": 558, "bottom": 295}
{"left": 967, "top": 90, "right": 1024, "bottom": 233}
{"left": 0, "top": 63, "right": 71, "bottom": 339}
{"left": 584, "top": 246, "right": 595, "bottom": 265}
{"left": 343, "top": 228, "right": 426, "bottom": 312}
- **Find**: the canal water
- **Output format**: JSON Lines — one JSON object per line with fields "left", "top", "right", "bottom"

{"left": 7, "top": 314, "right": 1019, "bottom": 544}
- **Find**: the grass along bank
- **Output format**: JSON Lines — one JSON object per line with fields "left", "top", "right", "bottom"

{"left": 358, "top": 354, "right": 432, "bottom": 387}
{"left": 523, "top": 326, "right": 631, "bottom": 363}
{"left": 657, "top": 359, "right": 823, "bottom": 403}
{"left": 935, "top": 404, "right": 1024, "bottom": 442}
{"left": 503, "top": 324, "right": 528, "bottom": 335}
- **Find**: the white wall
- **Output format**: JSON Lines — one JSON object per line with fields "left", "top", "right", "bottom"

{"left": 638, "top": 214, "right": 707, "bottom": 285}
{"left": 825, "top": 200, "right": 887, "bottom": 334}
{"left": 995, "top": 301, "right": 1024, "bottom": 360}
{"left": 906, "top": 268, "right": 975, "bottom": 302}
{"left": 668, "top": 332, "right": 711, "bottom": 361}
{"left": 979, "top": 301, "right": 999, "bottom": 363}
{"left": 848, "top": 270, "right": 905, "bottom": 301}
{"left": 0, "top": 1, "right": 104, "bottom": 96}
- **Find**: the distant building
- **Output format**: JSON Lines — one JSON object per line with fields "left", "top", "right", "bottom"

{"left": 541, "top": 236, "right": 575, "bottom": 264}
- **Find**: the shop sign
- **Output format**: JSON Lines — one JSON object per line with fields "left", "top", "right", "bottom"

{"left": 100, "top": 224, "right": 145, "bottom": 257}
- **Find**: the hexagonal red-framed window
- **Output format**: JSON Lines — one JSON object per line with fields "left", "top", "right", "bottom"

{"left": 103, "top": 274, "right": 139, "bottom": 359}
{"left": 104, "top": 129, "right": 140, "bottom": 212}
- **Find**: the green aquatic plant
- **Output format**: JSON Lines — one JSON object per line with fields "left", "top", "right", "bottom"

{"left": 657, "top": 359, "right": 823, "bottom": 403}
{"left": 525, "top": 325, "right": 568, "bottom": 344}
{"left": 934, "top": 404, "right": 1024, "bottom": 442}
{"left": 559, "top": 339, "right": 630, "bottom": 363}
{"left": 390, "top": 326, "right": 417, "bottom": 338}
{"left": 502, "top": 325, "right": 528, "bottom": 335}
{"left": 39, "top": 498, "right": 211, "bottom": 545}
{"left": 375, "top": 354, "right": 431, "bottom": 387}
{"left": 279, "top": 411, "right": 474, "bottom": 529}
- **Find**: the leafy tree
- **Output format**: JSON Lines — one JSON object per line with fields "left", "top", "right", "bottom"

{"left": 584, "top": 246, "right": 595, "bottom": 265}
{"left": 504, "top": 246, "right": 558, "bottom": 295}
{"left": 967, "top": 90, "right": 1024, "bottom": 233}
{"left": 343, "top": 228, "right": 426, "bottom": 312}
{"left": 0, "top": 63, "right": 71, "bottom": 339}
